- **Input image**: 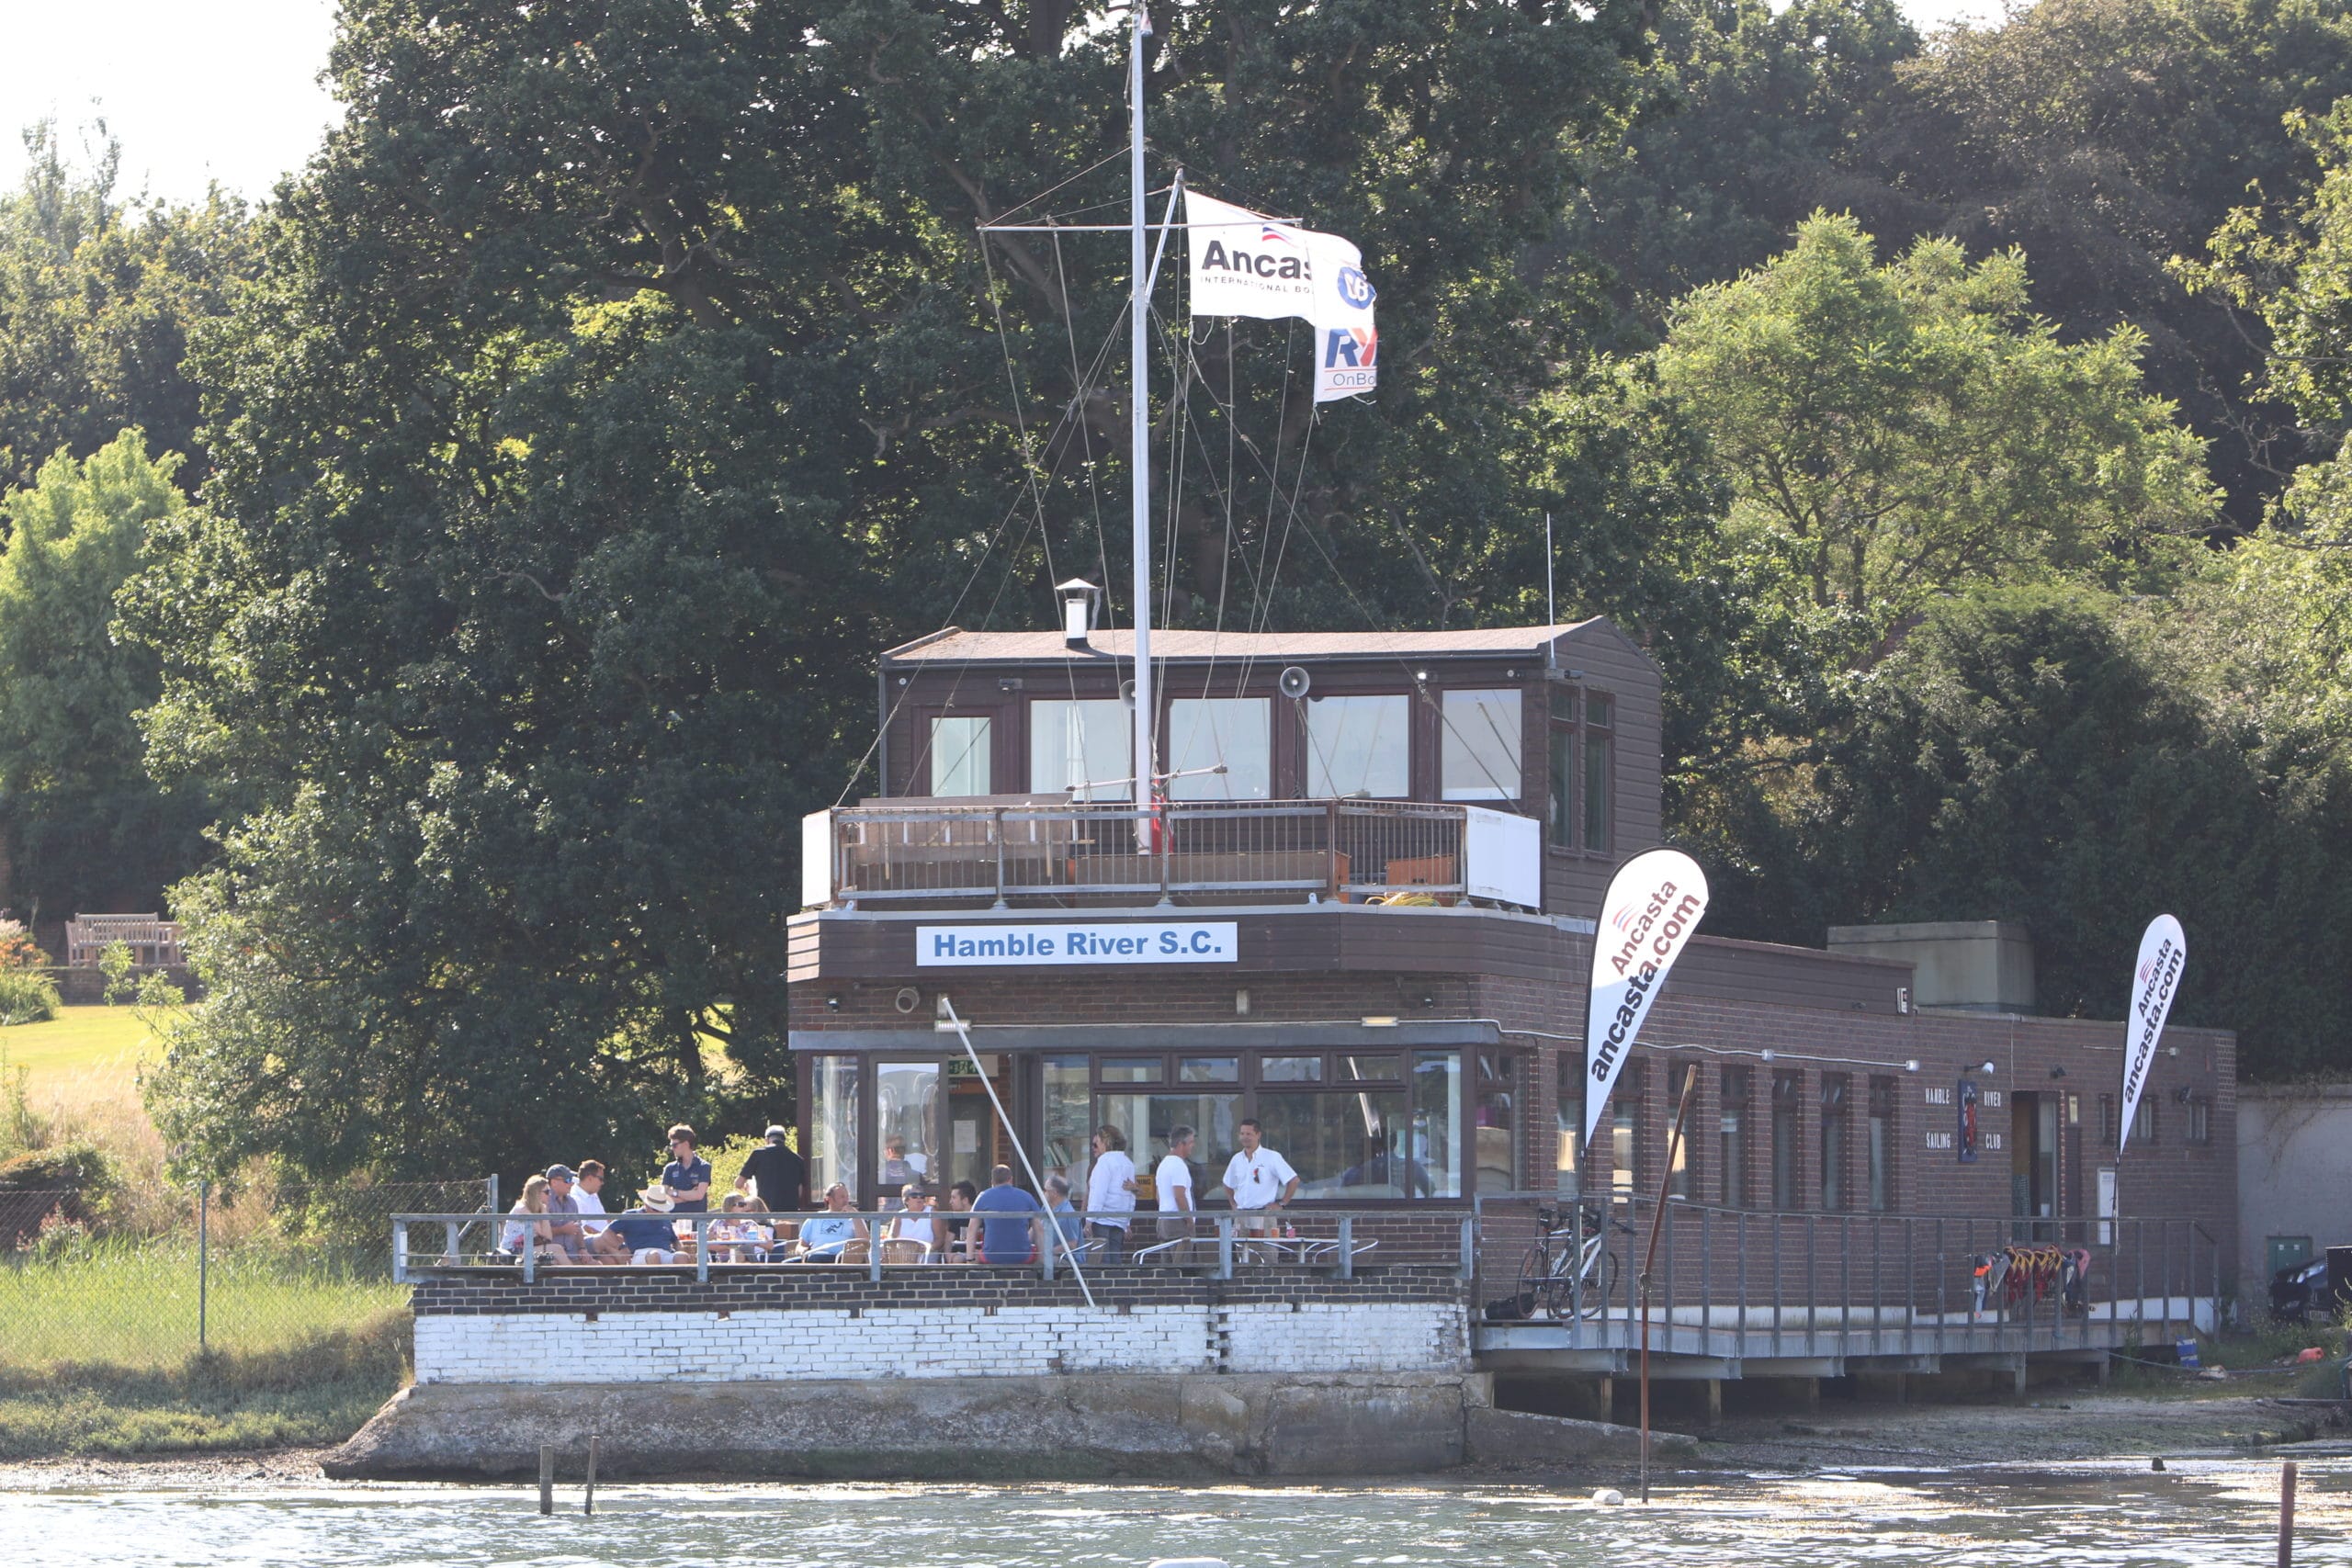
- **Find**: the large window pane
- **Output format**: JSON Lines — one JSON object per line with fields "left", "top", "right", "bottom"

{"left": 1411, "top": 1051, "right": 1464, "bottom": 1199}
{"left": 1305, "top": 694, "right": 1410, "bottom": 798}
{"left": 1555, "top": 1058, "right": 1582, "bottom": 1195}
{"left": 1548, "top": 727, "right": 1575, "bottom": 847}
{"left": 874, "top": 1061, "right": 940, "bottom": 1208}
{"left": 1820, "top": 1074, "right": 1850, "bottom": 1213}
{"left": 1611, "top": 1063, "right": 1641, "bottom": 1195}
{"left": 1044, "top": 1055, "right": 1093, "bottom": 1201}
{"left": 1031, "top": 698, "right": 1132, "bottom": 800}
{"left": 1720, "top": 1066, "right": 1752, "bottom": 1208}
{"left": 929, "top": 716, "right": 991, "bottom": 797}
{"left": 1168, "top": 698, "right": 1271, "bottom": 800}
{"left": 1261, "top": 1090, "right": 1416, "bottom": 1197}
{"left": 1771, "top": 1070, "right": 1803, "bottom": 1212}
{"left": 1583, "top": 730, "right": 1612, "bottom": 851}
{"left": 1476, "top": 1050, "right": 1520, "bottom": 1194}
{"left": 808, "top": 1055, "right": 860, "bottom": 1206}
{"left": 1867, "top": 1077, "right": 1894, "bottom": 1213}
{"left": 1666, "top": 1063, "right": 1699, "bottom": 1201}
{"left": 1441, "top": 689, "right": 1521, "bottom": 801}
{"left": 1102, "top": 1092, "right": 1242, "bottom": 1207}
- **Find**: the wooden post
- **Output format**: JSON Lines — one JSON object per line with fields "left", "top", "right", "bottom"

{"left": 583, "top": 1436, "right": 598, "bottom": 1517}
{"left": 538, "top": 1443, "right": 553, "bottom": 1516}
{"left": 2278, "top": 1460, "right": 2297, "bottom": 1568}
{"left": 1640, "top": 1068, "right": 1700, "bottom": 1505}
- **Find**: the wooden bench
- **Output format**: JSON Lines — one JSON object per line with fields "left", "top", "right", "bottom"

{"left": 65, "top": 914, "right": 185, "bottom": 968}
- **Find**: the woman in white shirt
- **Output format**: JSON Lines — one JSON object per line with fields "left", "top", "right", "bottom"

{"left": 1085, "top": 1125, "right": 1138, "bottom": 1260}
{"left": 885, "top": 1185, "right": 944, "bottom": 1261}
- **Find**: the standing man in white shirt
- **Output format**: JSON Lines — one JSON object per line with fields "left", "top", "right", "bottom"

{"left": 1220, "top": 1118, "right": 1298, "bottom": 1258}
{"left": 1154, "top": 1124, "right": 1199, "bottom": 1258}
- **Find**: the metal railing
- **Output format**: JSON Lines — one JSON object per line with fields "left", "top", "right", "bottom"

{"left": 393, "top": 1207, "right": 1469, "bottom": 1285}
{"left": 808, "top": 799, "right": 1521, "bottom": 909}
{"left": 1468, "top": 1191, "right": 2223, "bottom": 1359}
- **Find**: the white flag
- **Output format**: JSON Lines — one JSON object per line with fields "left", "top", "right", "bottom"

{"left": 1582, "top": 849, "right": 1710, "bottom": 1148}
{"left": 2120, "top": 914, "right": 2186, "bottom": 1155}
{"left": 1185, "top": 190, "right": 1377, "bottom": 403}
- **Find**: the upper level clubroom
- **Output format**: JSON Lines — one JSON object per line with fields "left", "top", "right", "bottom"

{"left": 802, "top": 597, "right": 1664, "bottom": 919}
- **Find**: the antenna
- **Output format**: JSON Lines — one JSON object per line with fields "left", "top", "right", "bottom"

{"left": 1544, "top": 511, "right": 1558, "bottom": 671}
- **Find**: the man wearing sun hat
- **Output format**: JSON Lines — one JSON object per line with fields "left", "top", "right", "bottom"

{"left": 594, "top": 1183, "right": 687, "bottom": 1264}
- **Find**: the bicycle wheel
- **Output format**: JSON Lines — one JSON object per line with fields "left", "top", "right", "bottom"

{"left": 1513, "top": 1243, "right": 1555, "bottom": 1320}
{"left": 1576, "top": 1244, "right": 1619, "bottom": 1318}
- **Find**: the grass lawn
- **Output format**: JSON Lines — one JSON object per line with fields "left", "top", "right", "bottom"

{"left": 0, "top": 1006, "right": 162, "bottom": 1105}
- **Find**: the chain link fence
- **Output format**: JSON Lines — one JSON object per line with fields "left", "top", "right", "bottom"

{"left": 0, "top": 1178, "right": 491, "bottom": 1368}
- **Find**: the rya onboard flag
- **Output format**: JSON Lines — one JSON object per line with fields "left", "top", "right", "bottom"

{"left": 1185, "top": 190, "right": 1377, "bottom": 403}
{"left": 1582, "top": 848, "right": 1710, "bottom": 1148}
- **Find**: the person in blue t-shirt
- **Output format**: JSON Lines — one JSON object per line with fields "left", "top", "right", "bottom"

{"left": 970, "top": 1166, "right": 1043, "bottom": 1264}
{"left": 590, "top": 1186, "right": 686, "bottom": 1263}
{"left": 662, "top": 1123, "right": 713, "bottom": 1213}
{"left": 1043, "top": 1175, "right": 1085, "bottom": 1248}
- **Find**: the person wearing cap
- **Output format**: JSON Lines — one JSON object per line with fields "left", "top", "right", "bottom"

{"left": 734, "top": 1124, "right": 808, "bottom": 1220}
{"left": 542, "top": 1164, "right": 587, "bottom": 1253}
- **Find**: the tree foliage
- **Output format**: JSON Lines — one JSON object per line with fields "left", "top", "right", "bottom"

{"left": 0, "top": 430, "right": 209, "bottom": 922}
{"left": 0, "top": 123, "right": 253, "bottom": 494}
{"left": 1653, "top": 214, "right": 2215, "bottom": 668}
{"left": 126, "top": 0, "right": 1702, "bottom": 1182}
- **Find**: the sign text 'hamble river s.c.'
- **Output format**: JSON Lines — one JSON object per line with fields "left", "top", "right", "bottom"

{"left": 915, "top": 921, "right": 1239, "bottom": 967}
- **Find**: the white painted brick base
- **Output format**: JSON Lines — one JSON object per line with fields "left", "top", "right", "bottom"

{"left": 414, "top": 1302, "right": 1469, "bottom": 1384}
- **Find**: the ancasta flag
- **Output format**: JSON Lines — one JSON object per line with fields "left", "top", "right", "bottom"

{"left": 1184, "top": 189, "right": 1377, "bottom": 403}
{"left": 1582, "top": 849, "right": 1710, "bottom": 1148}
{"left": 2120, "top": 914, "right": 2186, "bottom": 1155}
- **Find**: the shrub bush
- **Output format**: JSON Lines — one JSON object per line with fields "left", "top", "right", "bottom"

{"left": 0, "top": 966, "right": 59, "bottom": 1025}
{"left": 0, "top": 1140, "right": 119, "bottom": 1244}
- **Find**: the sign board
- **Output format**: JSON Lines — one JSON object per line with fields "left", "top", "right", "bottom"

{"left": 915, "top": 920, "right": 1238, "bottom": 968}
{"left": 1461, "top": 805, "right": 1542, "bottom": 908}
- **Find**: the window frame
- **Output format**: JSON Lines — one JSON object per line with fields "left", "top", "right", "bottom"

{"left": 1438, "top": 687, "right": 1524, "bottom": 803}
{"left": 1581, "top": 689, "right": 1614, "bottom": 854}
{"left": 1028, "top": 695, "right": 1134, "bottom": 801}
{"left": 1302, "top": 692, "right": 1414, "bottom": 801}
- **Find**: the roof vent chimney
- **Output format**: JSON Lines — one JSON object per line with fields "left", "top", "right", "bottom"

{"left": 1057, "top": 579, "right": 1102, "bottom": 649}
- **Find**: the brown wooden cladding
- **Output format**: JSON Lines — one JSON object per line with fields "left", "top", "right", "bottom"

{"left": 788, "top": 906, "right": 1910, "bottom": 1019}
{"left": 872, "top": 619, "right": 1665, "bottom": 919}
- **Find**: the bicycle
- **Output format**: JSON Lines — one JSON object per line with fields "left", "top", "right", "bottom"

{"left": 1517, "top": 1204, "right": 1635, "bottom": 1320}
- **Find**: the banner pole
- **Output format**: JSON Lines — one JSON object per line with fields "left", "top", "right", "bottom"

{"left": 940, "top": 999, "right": 1097, "bottom": 1310}
{"left": 1639, "top": 1068, "right": 1699, "bottom": 1505}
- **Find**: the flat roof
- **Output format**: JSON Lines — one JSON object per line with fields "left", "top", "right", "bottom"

{"left": 881, "top": 620, "right": 1608, "bottom": 666}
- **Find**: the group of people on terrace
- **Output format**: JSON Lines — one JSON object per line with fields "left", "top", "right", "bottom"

{"left": 494, "top": 1119, "right": 1304, "bottom": 1268}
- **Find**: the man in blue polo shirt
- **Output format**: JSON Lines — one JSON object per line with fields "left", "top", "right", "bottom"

{"left": 970, "top": 1165, "right": 1043, "bottom": 1264}
{"left": 662, "top": 1124, "right": 713, "bottom": 1213}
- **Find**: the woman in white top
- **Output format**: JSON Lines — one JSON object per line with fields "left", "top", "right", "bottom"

{"left": 1085, "top": 1124, "right": 1137, "bottom": 1260}
{"left": 885, "top": 1185, "right": 944, "bottom": 1261}
{"left": 500, "top": 1174, "right": 580, "bottom": 1264}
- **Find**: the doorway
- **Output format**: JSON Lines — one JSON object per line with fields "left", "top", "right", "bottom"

{"left": 2010, "top": 1090, "right": 2060, "bottom": 1242}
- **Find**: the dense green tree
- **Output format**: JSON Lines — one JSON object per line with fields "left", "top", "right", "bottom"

{"left": 1703, "top": 586, "right": 2352, "bottom": 1080}
{"left": 1566, "top": 0, "right": 1921, "bottom": 327}
{"left": 0, "top": 122, "right": 254, "bottom": 493}
{"left": 0, "top": 430, "right": 209, "bottom": 923}
{"left": 1651, "top": 214, "right": 2216, "bottom": 671}
{"left": 1867, "top": 0, "right": 2352, "bottom": 530}
{"left": 128, "top": 0, "right": 1687, "bottom": 1182}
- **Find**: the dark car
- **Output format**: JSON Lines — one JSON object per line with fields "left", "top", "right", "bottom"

{"left": 2268, "top": 1256, "right": 2331, "bottom": 1324}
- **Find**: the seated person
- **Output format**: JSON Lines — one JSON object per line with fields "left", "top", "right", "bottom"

{"left": 709, "top": 1193, "right": 772, "bottom": 1262}
{"left": 793, "top": 1182, "right": 869, "bottom": 1262}
{"left": 884, "top": 1185, "right": 942, "bottom": 1259}
{"left": 941, "top": 1179, "right": 979, "bottom": 1262}
{"left": 1043, "top": 1175, "right": 1085, "bottom": 1250}
{"left": 499, "top": 1173, "right": 581, "bottom": 1264}
{"left": 590, "top": 1184, "right": 688, "bottom": 1264}
{"left": 970, "top": 1165, "right": 1043, "bottom": 1265}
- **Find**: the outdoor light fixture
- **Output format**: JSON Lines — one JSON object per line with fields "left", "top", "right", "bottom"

{"left": 1978, "top": 1060, "right": 1998, "bottom": 1076}
{"left": 1758, "top": 1049, "right": 1776, "bottom": 1062}
{"left": 1904, "top": 1059, "right": 1920, "bottom": 1073}
{"left": 1362, "top": 1015, "right": 1399, "bottom": 1028}
{"left": 1057, "top": 578, "right": 1102, "bottom": 648}
{"left": 1234, "top": 988, "right": 1251, "bottom": 1016}
{"left": 825, "top": 993, "right": 842, "bottom": 1012}
{"left": 2048, "top": 1065, "right": 2066, "bottom": 1079}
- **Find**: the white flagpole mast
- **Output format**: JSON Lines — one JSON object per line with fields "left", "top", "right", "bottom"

{"left": 1128, "top": 1, "right": 1156, "bottom": 832}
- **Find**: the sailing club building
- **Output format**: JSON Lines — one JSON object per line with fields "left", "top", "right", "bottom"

{"left": 787, "top": 608, "right": 2239, "bottom": 1278}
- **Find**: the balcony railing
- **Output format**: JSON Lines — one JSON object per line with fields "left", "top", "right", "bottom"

{"left": 800, "top": 798, "right": 1543, "bottom": 911}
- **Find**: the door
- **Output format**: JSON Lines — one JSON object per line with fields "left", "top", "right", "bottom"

{"left": 945, "top": 1052, "right": 1014, "bottom": 1193}
{"left": 874, "top": 1060, "right": 944, "bottom": 1209}
{"left": 2011, "top": 1091, "right": 2060, "bottom": 1242}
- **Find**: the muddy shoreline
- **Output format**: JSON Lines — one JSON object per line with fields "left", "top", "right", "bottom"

{"left": 1, "top": 1393, "right": 2342, "bottom": 1490}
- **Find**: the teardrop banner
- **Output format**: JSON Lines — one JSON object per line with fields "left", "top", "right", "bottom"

{"left": 2120, "top": 913, "right": 2187, "bottom": 1155}
{"left": 1582, "top": 848, "right": 1712, "bottom": 1148}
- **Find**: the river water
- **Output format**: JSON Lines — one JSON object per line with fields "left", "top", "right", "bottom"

{"left": 1, "top": 1457, "right": 2345, "bottom": 1566}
